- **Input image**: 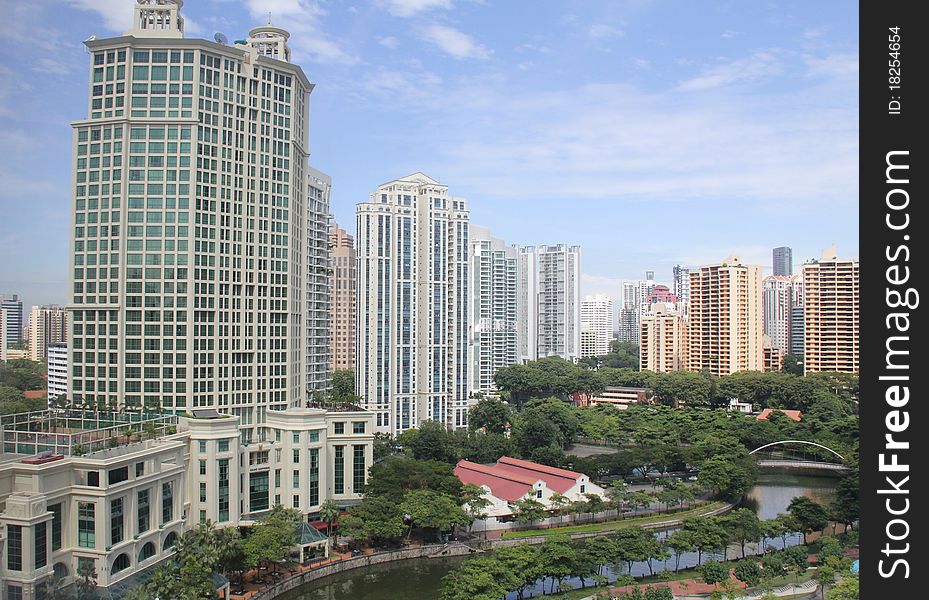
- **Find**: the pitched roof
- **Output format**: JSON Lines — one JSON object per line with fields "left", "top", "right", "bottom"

{"left": 454, "top": 460, "right": 538, "bottom": 503}
{"left": 493, "top": 456, "right": 582, "bottom": 494}
{"left": 756, "top": 408, "right": 803, "bottom": 422}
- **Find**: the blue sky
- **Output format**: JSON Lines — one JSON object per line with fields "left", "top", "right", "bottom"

{"left": 0, "top": 0, "right": 858, "bottom": 311}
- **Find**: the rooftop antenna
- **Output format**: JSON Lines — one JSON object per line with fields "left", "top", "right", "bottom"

{"left": 214, "top": 32, "right": 229, "bottom": 45}
{"left": 267, "top": 11, "right": 272, "bottom": 24}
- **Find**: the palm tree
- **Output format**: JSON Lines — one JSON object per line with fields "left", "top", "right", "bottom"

{"left": 319, "top": 499, "right": 341, "bottom": 540}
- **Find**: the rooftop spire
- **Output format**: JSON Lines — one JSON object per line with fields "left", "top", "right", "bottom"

{"left": 128, "top": 0, "right": 185, "bottom": 39}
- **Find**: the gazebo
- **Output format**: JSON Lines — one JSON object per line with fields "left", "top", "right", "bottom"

{"left": 295, "top": 522, "right": 329, "bottom": 563}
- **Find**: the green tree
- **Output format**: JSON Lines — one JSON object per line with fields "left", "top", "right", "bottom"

{"left": 826, "top": 576, "right": 859, "bottom": 600}
{"left": 725, "top": 508, "right": 762, "bottom": 558}
{"left": 613, "top": 526, "right": 652, "bottom": 574}
{"left": 365, "top": 457, "right": 463, "bottom": 503}
{"left": 815, "top": 556, "right": 848, "bottom": 599}
{"left": 331, "top": 369, "right": 359, "bottom": 403}
{"left": 460, "top": 483, "right": 491, "bottom": 535}
{"left": 75, "top": 559, "right": 98, "bottom": 600}
{"left": 439, "top": 555, "right": 518, "bottom": 600}
{"left": 339, "top": 496, "right": 406, "bottom": 546}
{"left": 494, "top": 544, "right": 541, "bottom": 600}
{"left": 788, "top": 496, "right": 830, "bottom": 544}
{"left": 782, "top": 354, "right": 803, "bottom": 375}
{"left": 537, "top": 534, "right": 577, "bottom": 594}
{"left": 644, "top": 587, "right": 674, "bottom": 600}
{"left": 319, "top": 499, "right": 341, "bottom": 539}
{"left": 583, "top": 536, "right": 619, "bottom": 576}
{"left": 409, "top": 420, "right": 456, "bottom": 463}
{"left": 468, "top": 397, "right": 512, "bottom": 434}
{"left": 400, "top": 489, "right": 469, "bottom": 540}
{"left": 683, "top": 517, "right": 726, "bottom": 565}
{"left": 665, "top": 530, "right": 696, "bottom": 572}
{"left": 784, "top": 545, "right": 810, "bottom": 583}
{"left": 700, "top": 559, "right": 729, "bottom": 589}
{"left": 513, "top": 497, "right": 547, "bottom": 524}
{"left": 734, "top": 559, "right": 761, "bottom": 587}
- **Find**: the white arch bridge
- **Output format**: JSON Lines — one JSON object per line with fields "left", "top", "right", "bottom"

{"left": 749, "top": 440, "right": 851, "bottom": 472}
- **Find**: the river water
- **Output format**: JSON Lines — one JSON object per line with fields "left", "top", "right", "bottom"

{"left": 277, "top": 470, "right": 838, "bottom": 600}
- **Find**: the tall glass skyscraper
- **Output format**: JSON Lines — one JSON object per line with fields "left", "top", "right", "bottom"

{"left": 67, "top": 0, "right": 323, "bottom": 441}
{"left": 773, "top": 246, "right": 793, "bottom": 276}
{"left": 356, "top": 173, "right": 470, "bottom": 433}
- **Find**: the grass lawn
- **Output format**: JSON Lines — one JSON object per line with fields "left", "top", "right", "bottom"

{"left": 502, "top": 501, "right": 728, "bottom": 539}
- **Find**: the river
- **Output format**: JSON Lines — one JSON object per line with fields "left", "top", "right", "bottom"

{"left": 277, "top": 470, "right": 838, "bottom": 600}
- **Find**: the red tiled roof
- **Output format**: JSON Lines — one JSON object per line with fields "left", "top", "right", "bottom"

{"left": 454, "top": 460, "right": 538, "bottom": 502}
{"left": 493, "top": 456, "right": 582, "bottom": 494}
{"left": 756, "top": 408, "right": 803, "bottom": 422}
{"left": 23, "top": 390, "right": 47, "bottom": 399}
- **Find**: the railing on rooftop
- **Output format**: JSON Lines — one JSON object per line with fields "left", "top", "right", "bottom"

{"left": 0, "top": 409, "right": 178, "bottom": 458}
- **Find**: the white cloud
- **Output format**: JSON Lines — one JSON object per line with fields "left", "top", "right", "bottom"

{"left": 805, "top": 53, "right": 858, "bottom": 80}
{"left": 589, "top": 24, "right": 624, "bottom": 40}
{"left": 384, "top": 0, "right": 453, "bottom": 18}
{"left": 32, "top": 58, "right": 72, "bottom": 76}
{"left": 378, "top": 36, "right": 399, "bottom": 49}
{"left": 70, "top": 0, "right": 131, "bottom": 32}
{"left": 721, "top": 29, "right": 743, "bottom": 39}
{"left": 677, "top": 50, "right": 783, "bottom": 91}
{"left": 421, "top": 24, "right": 491, "bottom": 59}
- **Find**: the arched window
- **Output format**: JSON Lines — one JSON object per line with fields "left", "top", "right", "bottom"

{"left": 139, "top": 542, "right": 156, "bottom": 563}
{"left": 53, "top": 562, "right": 70, "bottom": 579}
{"left": 113, "top": 553, "right": 131, "bottom": 574}
{"left": 163, "top": 531, "right": 178, "bottom": 551}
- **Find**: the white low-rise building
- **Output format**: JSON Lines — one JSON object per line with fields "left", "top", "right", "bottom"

{"left": 0, "top": 407, "right": 373, "bottom": 598}
{"left": 454, "top": 456, "right": 605, "bottom": 520}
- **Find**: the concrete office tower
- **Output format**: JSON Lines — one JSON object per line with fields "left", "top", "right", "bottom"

{"left": 1, "top": 308, "right": 6, "bottom": 361}
{"left": 762, "top": 275, "right": 802, "bottom": 354}
{"left": 672, "top": 265, "right": 690, "bottom": 313}
{"left": 802, "top": 246, "right": 859, "bottom": 374}
{"left": 773, "top": 246, "right": 793, "bottom": 277}
{"left": 356, "top": 173, "right": 470, "bottom": 433}
{"left": 580, "top": 294, "right": 613, "bottom": 357}
{"left": 68, "top": 1, "right": 313, "bottom": 440}
{"left": 306, "top": 168, "right": 332, "bottom": 402}
{"left": 790, "top": 305, "right": 805, "bottom": 358}
{"left": 688, "top": 256, "right": 763, "bottom": 376}
{"left": 27, "top": 305, "right": 69, "bottom": 362}
{"left": 637, "top": 271, "right": 657, "bottom": 316}
{"left": 328, "top": 222, "right": 356, "bottom": 372}
{"left": 47, "top": 342, "right": 69, "bottom": 401}
{"left": 469, "top": 226, "right": 518, "bottom": 394}
{"left": 1, "top": 294, "right": 23, "bottom": 347}
{"left": 617, "top": 282, "right": 640, "bottom": 343}
{"left": 516, "top": 244, "right": 581, "bottom": 363}
{"left": 639, "top": 303, "right": 688, "bottom": 373}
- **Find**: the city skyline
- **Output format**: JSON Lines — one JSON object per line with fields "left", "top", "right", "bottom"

{"left": 1, "top": 0, "right": 859, "bottom": 312}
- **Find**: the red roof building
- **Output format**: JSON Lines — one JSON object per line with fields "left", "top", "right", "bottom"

{"left": 756, "top": 408, "right": 802, "bottom": 422}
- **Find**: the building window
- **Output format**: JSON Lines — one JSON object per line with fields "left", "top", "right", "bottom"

{"left": 580, "top": 484, "right": 586, "bottom": 494}
{"left": 536, "top": 489, "right": 543, "bottom": 499}
{"left": 199, "top": 441, "right": 207, "bottom": 453}
{"left": 293, "top": 470, "right": 300, "bottom": 488}
{"left": 334, "top": 422, "right": 345, "bottom": 435}
{"left": 138, "top": 489, "right": 150, "bottom": 533}
{"left": 293, "top": 449, "right": 300, "bottom": 463}
{"left": 77, "top": 557, "right": 96, "bottom": 579}
{"left": 352, "top": 422, "right": 366, "bottom": 434}
{"left": 111, "top": 497, "right": 124, "bottom": 545}
{"left": 162, "top": 482, "right": 174, "bottom": 524}
{"left": 7, "top": 524, "right": 22, "bottom": 570}
{"left": 7, "top": 586, "right": 23, "bottom": 600}
{"left": 113, "top": 553, "right": 130, "bottom": 574}
{"left": 274, "top": 469, "right": 281, "bottom": 488}
{"left": 309, "top": 448, "right": 319, "bottom": 506}
{"left": 334, "top": 446, "right": 344, "bottom": 494}
{"left": 34, "top": 523, "right": 48, "bottom": 569}
{"left": 200, "top": 482, "right": 207, "bottom": 503}
{"left": 218, "top": 439, "right": 230, "bottom": 452}
{"left": 353, "top": 445, "right": 366, "bottom": 493}
{"left": 199, "top": 510, "right": 207, "bottom": 523}
{"left": 249, "top": 471, "right": 270, "bottom": 513}
{"left": 199, "top": 459, "right": 207, "bottom": 475}
{"left": 136, "top": 462, "right": 144, "bottom": 477}
{"left": 309, "top": 430, "right": 319, "bottom": 443}
{"left": 293, "top": 432, "right": 300, "bottom": 444}
{"left": 218, "top": 459, "right": 230, "bottom": 523}
{"left": 78, "top": 502, "right": 96, "bottom": 548}
{"left": 139, "top": 542, "right": 156, "bottom": 562}
{"left": 50, "top": 502, "right": 63, "bottom": 551}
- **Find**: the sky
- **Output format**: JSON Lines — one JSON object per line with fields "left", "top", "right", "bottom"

{"left": 0, "top": 0, "right": 859, "bottom": 314}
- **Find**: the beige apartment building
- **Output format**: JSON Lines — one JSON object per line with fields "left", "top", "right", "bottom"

{"left": 27, "top": 306, "right": 69, "bottom": 362}
{"left": 687, "top": 256, "right": 763, "bottom": 376}
{"left": 802, "top": 246, "right": 859, "bottom": 374}
{"left": 0, "top": 407, "right": 373, "bottom": 598}
{"left": 328, "top": 223, "right": 355, "bottom": 372}
{"left": 639, "top": 303, "right": 688, "bottom": 373}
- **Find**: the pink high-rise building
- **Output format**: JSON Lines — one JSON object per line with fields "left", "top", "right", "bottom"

{"left": 329, "top": 223, "right": 356, "bottom": 372}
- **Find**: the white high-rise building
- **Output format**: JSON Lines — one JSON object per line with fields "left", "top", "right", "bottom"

{"left": 67, "top": 1, "right": 315, "bottom": 441}
{"left": 637, "top": 271, "right": 657, "bottom": 317}
{"left": 306, "top": 168, "right": 332, "bottom": 402}
{"left": 1, "top": 308, "right": 7, "bottom": 361}
{"left": 762, "top": 275, "right": 802, "bottom": 354}
{"left": 580, "top": 294, "right": 613, "bottom": 357}
{"left": 1, "top": 294, "right": 23, "bottom": 348}
{"left": 672, "top": 265, "right": 690, "bottom": 314}
{"left": 356, "top": 173, "right": 470, "bottom": 433}
{"left": 47, "top": 342, "right": 69, "bottom": 401}
{"left": 617, "top": 282, "right": 640, "bottom": 344}
{"left": 516, "top": 244, "right": 581, "bottom": 363}
{"left": 27, "top": 305, "right": 69, "bottom": 362}
{"left": 469, "top": 226, "right": 518, "bottom": 395}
